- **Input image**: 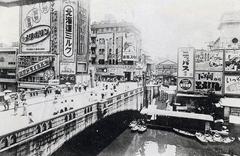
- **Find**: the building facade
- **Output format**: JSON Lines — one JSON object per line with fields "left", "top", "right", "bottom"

{"left": 0, "top": 47, "right": 18, "bottom": 92}
{"left": 17, "top": 0, "right": 90, "bottom": 89}
{"left": 89, "top": 20, "right": 142, "bottom": 81}
{"left": 155, "top": 59, "right": 177, "bottom": 85}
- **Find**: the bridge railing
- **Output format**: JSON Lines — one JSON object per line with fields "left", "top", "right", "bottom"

{"left": 0, "top": 87, "right": 144, "bottom": 153}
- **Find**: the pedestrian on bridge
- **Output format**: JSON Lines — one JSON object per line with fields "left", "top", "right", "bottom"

{"left": 22, "top": 99, "right": 28, "bottom": 116}
{"left": 3, "top": 92, "right": 10, "bottom": 111}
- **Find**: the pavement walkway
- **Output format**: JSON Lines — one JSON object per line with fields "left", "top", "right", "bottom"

{"left": 0, "top": 82, "right": 139, "bottom": 136}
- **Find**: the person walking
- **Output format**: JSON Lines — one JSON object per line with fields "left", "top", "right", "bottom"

{"left": 13, "top": 94, "right": 19, "bottom": 115}
{"left": 3, "top": 92, "right": 10, "bottom": 111}
{"left": 28, "top": 112, "right": 34, "bottom": 124}
{"left": 22, "top": 99, "right": 28, "bottom": 116}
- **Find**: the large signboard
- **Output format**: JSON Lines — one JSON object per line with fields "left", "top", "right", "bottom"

{"left": 195, "top": 50, "right": 223, "bottom": 71}
{"left": 225, "top": 75, "right": 240, "bottom": 95}
{"left": 122, "top": 32, "right": 138, "bottom": 61}
{"left": 62, "top": 4, "right": 75, "bottom": 62}
{"left": 225, "top": 49, "right": 240, "bottom": 72}
{"left": 115, "top": 33, "right": 124, "bottom": 63}
{"left": 178, "top": 47, "right": 194, "bottom": 77}
{"left": 60, "top": 74, "right": 76, "bottom": 84}
{"left": 195, "top": 72, "right": 223, "bottom": 94}
{"left": 20, "top": 2, "right": 51, "bottom": 52}
{"left": 178, "top": 78, "right": 194, "bottom": 92}
{"left": 18, "top": 58, "right": 51, "bottom": 78}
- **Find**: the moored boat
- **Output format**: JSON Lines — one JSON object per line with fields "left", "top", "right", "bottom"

{"left": 222, "top": 137, "right": 235, "bottom": 144}
{"left": 204, "top": 133, "right": 215, "bottom": 143}
{"left": 173, "top": 128, "right": 195, "bottom": 137}
{"left": 195, "top": 132, "right": 208, "bottom": 143}
{"left": 213, "top": 133, "right": 223, "bottom": 143}
{"left": 129, "top": 120, "right": 137, "bottom": 128}
{"left": 138, "top": 125, "right": 147, "bottom": 133}
{"left": 131, "top": 125, "right": 140, "bottom": 132}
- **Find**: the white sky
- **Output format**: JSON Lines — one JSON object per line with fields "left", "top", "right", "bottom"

{"left": 1, "top": 0, "right": 240, "bottom": 60}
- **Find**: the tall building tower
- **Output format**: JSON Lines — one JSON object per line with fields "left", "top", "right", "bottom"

{"left": 17, "top": 0, "right": 90, "bottom": 89}
{"left": 89, "top": 20, "right": 142, "bottom": 81}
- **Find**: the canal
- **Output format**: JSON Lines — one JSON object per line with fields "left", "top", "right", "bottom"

{"left": 53, "top": 110, "right": 240, "bottom": 156}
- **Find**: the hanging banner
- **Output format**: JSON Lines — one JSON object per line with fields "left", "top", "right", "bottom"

{"left": 20, "top": 2, "right": 51, "bottom": 52}
{"left": 178, "top": 78, "right": 194, "bottom": 92}
{"left": 178, "top": 47, "right": 194, "bottom": 77}
{"left": 225, "top": 75, "right": 240, "bottom": 95}
{"left": 122, "top": 32, "right": 138, "bottom": 61}
{"left": 225, "top": 49, "right": 240, "bottom": 72}
{"left": 195, "top": 50, "right": 223, "bottom": 71}
{"left": 195, "top": 72, "right": 223, "bottom": 94}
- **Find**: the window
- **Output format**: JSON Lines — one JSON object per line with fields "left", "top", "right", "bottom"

{"left": 8, "top": 62, "right": 15, "bottom": 65}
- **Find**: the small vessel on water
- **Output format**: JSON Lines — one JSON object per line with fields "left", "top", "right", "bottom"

{"left": 213, "top": 133, "right": 223, "bottom": 143}
{"left": 131, "top": 125, "right": 140, "bottom": 132}
{"left": 173, "top": 128, "right": 195, "bottom": 137}
{"left": 204, "top": 133, "right": 215, "bottom": 143}
{"left": 222, "top": 136, "right": 235, "bottom": 144}
{"left": 129, "top": 120, "right": 137, "bottom": 128}
{"left": 195, "top": 132, "right": 208, "bottom": 143}
{"left": 138, "top": 125, "right": 147, "bottom": 133}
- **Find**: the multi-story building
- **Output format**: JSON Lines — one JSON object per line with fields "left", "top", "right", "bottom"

{"left": 155, "top": 59, "right": 177, "bottom": 85}
{"left": 89, "top": 20, "right": 142, "bottom": 81}
{"left": 17, "top": 0, "right": 90, "bottom": 89}
{"left": 0, "top": 47, "right": 17, "bottom": 92}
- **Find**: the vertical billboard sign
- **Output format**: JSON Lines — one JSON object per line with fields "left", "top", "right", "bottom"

{"left": 63, "top": 4, "right": 74, "bottom": 62}
{"left": 122, "top": 32, "right": 138, "bottom": 61}
{"left": 225, "top": 49, "right": 240, "bottom": 71}
{"left": 225, "top": 75, "right": 240, "bottom": 95}
{"left": 178, "top": 47, "right": 194, "bottom": 77}
{"left": 20, "top": 2, "right": 51, "bottom": 52}
{"left": 195, "top": 50, "right": 223, "bottom": 71}
{"left": 195, "top": 72, "right": 223, "bottom": 94}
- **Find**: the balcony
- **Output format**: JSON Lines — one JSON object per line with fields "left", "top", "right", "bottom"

{"left": 0, "top": 75, "right": 16, "bottom": 83}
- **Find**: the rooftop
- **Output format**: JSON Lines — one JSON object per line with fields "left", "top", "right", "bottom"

{"left": 0, "top": 0, "right": 53, "bottom": 7}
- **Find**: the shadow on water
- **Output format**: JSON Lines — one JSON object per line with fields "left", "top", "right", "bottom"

{"left": 52, "top": 110, "right": 142, "bottom": 156}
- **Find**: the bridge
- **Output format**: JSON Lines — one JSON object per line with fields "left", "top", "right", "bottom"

{"left": 0, "top": 82, "right": 154, "bottom": 156}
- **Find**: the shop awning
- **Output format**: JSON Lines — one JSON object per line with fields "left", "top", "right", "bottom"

{"left": 176, "top": 93, "right": 207, "bottom": 98}
{"left": 220, "top": 97, "right": 240, "bottom": 108}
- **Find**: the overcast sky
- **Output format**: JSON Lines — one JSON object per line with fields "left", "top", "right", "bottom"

{"left": 1, "top": 0, "right": 240, "bottom": 60}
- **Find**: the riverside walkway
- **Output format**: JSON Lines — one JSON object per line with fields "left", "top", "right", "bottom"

{"left": 0, "top": 82, "right": 139, "bottom": 136}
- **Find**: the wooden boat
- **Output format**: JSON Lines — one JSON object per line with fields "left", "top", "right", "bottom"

{"left": 213, "top": 133, "right": 223, "bottom": 142}
{"left": 138, "top": 125, "right": 147, "bottom": 133}
{"left": 204, "top": 133, "right": 215, "bottom": 143}
{"left": 173, "top": 128, "right": 195, "bottom": 137}
{"left": 129, "top": 120, "right": 137, "bottom": 128}
{"left": 210, "top": 129, "right": 229, "bottom": 136}
{"left": 131, "top": 125, "right": 140, "bottom": 132}
{"left": 222, "top": 137, "right": 235, "bottom": 144}
{"left": 195, "top": 132, "right": 208, "bottom": 143}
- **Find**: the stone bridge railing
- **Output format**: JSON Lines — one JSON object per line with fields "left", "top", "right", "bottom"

{"left": 0, "top": 87, "right": 143, "bottom": 156}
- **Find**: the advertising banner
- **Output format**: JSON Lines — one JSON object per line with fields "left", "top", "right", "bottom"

{"left": 178, "top": 47, "right": 194, "bottom": 77}
{"left": 225, "top": 75, "right": 240, "bottom": 95}
{"left": 60, "top": 62, "right": 76, "bottom": 75}
{"left": 177, "top": 78, "right": 194, "bottom": 92}
{"left": 225, "top": 49, "right": 240, "bottom": 72}
{"left": 62, "top": 3, "right": 75, "bottom": 62}
{"left": 122, "top": 32, "right": 137, "bottom": 61}
{"left": 195, "top": 50, "right": 223, "bottom": 71}
{"left": 115, "top": 33, "right": 124, "bottom": 63}
{"left": 20, "top": 2, "right": 51, "bottom": 52}
{"left": 18, "top": 58, "right": 51, "bottom": 78}
{"left": 195, "top": 72, "right": 223, "bottom": 94}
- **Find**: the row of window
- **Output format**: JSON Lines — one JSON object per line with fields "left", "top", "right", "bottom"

{"left": 92, "top": 27, "right": 126, "bottom": 34}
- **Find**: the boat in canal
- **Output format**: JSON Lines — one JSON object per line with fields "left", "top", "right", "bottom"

{"left": 222, "top": 136, "right": 235, "bottom": 144}
{"left": 131, "top": 125, "right": 140, "bottom": 132}
{"left": 213, "top": 133, "right": 223, "bottom": 143}
{"left": 129, "top": 120, "right": 137, "bottom": 128}
{"left": 172, "top": 128, "right": 195, "bottom": 137}
{"left": 195, "top": 132, "right": 208, "bottom": 143}
{"left": 204, "top": 133, "right": 215, "bottom": 143}
{"left": 138, "top": 125, "right": 147, "bottom": 133}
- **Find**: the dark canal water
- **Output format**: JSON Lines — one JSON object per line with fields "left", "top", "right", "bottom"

{"left": 53, "top": 111, "right": 240, "bottom": 156}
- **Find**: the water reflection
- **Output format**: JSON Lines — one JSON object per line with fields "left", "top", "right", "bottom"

{"left": 99, "top": 129, "right": 240, "bottom": 156}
